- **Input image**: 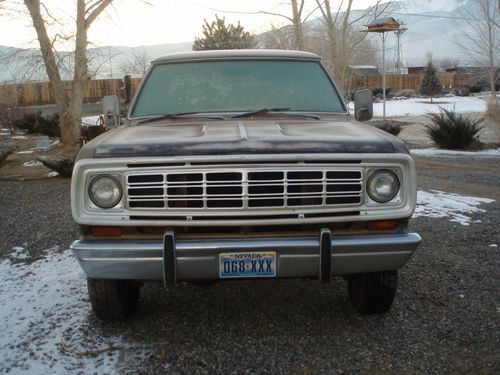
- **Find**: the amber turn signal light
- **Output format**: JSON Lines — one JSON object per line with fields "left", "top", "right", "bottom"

{"left": 89, "top": 226, "right": 123, "bottom": 237}
{"left": 365, "top": 220, "right": 400, "bottom": 231}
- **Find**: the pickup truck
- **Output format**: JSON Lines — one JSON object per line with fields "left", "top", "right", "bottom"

{"left": 70, "top": 50, "right": 421, "bottom": 321}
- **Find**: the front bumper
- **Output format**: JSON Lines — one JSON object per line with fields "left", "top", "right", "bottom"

{"left": 71, "top": 232, "right": 421, "bottom": 282}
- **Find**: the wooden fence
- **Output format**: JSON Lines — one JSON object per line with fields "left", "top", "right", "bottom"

{"left": 0, "top": 78, "right": 142, "bottom": 106}
{"left": 0, "top": 74, "right": 474, "bottom": 107}
{"left": 346, "top": 73, "right": 474, "bottom": 92}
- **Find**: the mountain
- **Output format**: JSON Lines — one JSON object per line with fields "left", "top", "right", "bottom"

{"left": 390, "top": 0, "right": 473, "bottom": 66}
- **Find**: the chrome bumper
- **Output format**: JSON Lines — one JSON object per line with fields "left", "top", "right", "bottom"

{"left": 71, "top": 232, "right": 421, "bottom": 281}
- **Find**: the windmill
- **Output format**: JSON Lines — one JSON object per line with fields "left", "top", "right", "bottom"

{"left": 395, "top": 22, "right": 408, "bottom": 74}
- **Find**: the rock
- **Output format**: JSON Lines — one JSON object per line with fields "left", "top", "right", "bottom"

{"left": 36, "top": 156, "right": 75, "bottom": 178}
{"left": 0, "top": 146, "right": 15, "bottom": 168}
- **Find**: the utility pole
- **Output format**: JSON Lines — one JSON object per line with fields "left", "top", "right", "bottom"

{"left": 363, "top": 17, "right": 402, "bottom": 119}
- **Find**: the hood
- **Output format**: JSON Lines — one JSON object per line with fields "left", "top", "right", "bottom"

{"left": 86, "top": 119, "right": 405, "bottom": 159}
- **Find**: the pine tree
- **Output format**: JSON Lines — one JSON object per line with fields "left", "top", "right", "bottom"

{"left": 192, "top": 15, "right": 256, "bottom": 51}
{"left": 419, "top": 61, "right": 442, "bottom": 103}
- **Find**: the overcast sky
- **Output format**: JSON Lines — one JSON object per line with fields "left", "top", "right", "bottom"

{"left": 1, "top": 0, "right": 384, "bottom": 48}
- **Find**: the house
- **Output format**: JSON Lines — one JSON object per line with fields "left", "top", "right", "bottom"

{"left": 347, "top": 65, "right": 379, "bottom": 75}
{"left": 408, "top": 66, "right": 426, "bottom": 74}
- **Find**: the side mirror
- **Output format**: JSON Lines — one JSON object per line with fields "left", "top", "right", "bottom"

{"left": 353, "top": 89, "right": 373, "bottom": 122}
{"left": 102, "top": 95, "right": 121, "bottom": 128}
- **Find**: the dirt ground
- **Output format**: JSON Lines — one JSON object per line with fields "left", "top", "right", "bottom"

{"left": 0, "top": 134, "right": 70, "bottom": 180}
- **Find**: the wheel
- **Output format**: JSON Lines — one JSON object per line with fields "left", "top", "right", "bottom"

{"left": 347, "top": 271, "right": 398, "bottom": 314}
{"left": 87, "top": 279, "right": 141, "bottom": 321}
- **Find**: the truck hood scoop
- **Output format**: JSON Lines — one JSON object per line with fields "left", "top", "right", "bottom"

{"left": 93, "top": 120, "right": 395, "bottom": 158}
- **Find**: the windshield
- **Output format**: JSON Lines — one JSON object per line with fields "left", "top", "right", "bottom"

{"left": 130, "top": 60, "right": 346, "bottom": 118}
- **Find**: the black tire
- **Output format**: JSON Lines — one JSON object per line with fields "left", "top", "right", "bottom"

{"left": 87, "top": 279, "right": 141, "bottom": 322}
{"left": 347, "top": 271, "right": 398, "bottom": 314}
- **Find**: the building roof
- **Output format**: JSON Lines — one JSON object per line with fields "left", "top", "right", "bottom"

{"left": 152, "top": 49, "right": 321, "bottom": 63}
{"left": 367, "top": 17, "right": 398, "bottom": 27}
{"left": 348, "top": 65, "right": 378, "bottom": 69}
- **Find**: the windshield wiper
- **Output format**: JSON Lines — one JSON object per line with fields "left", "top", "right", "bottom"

{"left": 231, "top": 107, "right": 319, "bottom": 119}
{"left": 137, "top": 112, "right": 224, "bottom": 124}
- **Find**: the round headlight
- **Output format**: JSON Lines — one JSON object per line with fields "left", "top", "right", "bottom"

{"left": 367, "top": 170, "right": 400, "bottom": 203}
{"left": 89, "top": 175, "right": 122, "bottom": 208}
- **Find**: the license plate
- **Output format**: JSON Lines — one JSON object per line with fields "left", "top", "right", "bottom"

{"left": 219, "top": 251, "right": 276, "bottom": 278}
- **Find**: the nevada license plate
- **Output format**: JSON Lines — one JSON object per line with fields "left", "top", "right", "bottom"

{"left": 219, "top": 251, "right": 276, "bottom": 278}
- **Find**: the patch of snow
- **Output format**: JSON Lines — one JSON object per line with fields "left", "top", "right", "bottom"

{"left": 411, "top": 148, "right": 500, "bottom": 157}
{"left": 348, "top": 96, "right": 487, "bottom": 117}
{"left": 415, "top": 189, "right": 495, "bottom": 226}
{"left": 0, "top": 248, "right": 124, "bottom": 374}
{"left": 489, "top": 244, "right": 498, "bottom": 248}
{"left": 46, "top": 171, "right": 59, "bottom": 178}
{"left": 0, "top": 132, "right": 10, "bottom": 136}
{"left": 17, "top": 150, "right": 34, "bottom": 154}
{"left": 10, "top": 246, "right": 31, "bottom": 261}
{"left": 11, "top": 135, "right": 27, "bottom": 140}
{"left": 22, "top": 160, "right": 42, "bottom": 167}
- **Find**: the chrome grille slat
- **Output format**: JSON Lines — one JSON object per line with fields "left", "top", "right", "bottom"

{"left": 126, "top": 168, "right": 363, "bottom": 210}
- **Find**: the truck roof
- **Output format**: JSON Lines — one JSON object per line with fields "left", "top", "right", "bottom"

{"left": 152, "top": 49, "right": 321, "bottom": 63}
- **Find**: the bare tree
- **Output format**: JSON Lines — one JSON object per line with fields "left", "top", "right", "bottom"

{"left": 119, "top": 49, "right": 151, "bottom": 76}
{"left": 20, "top": 0, "right": 114, "bottom": 147}
{"left": 260, "top": 0, "right": 320, "bottom": 50}
{"left": 456, "top": 0, "right": 499, "bottom": 99}
{"left": 314, "top": 0, "right": 393, "bottom": 94}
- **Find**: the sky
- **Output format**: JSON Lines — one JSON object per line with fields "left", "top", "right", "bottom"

{"left": 0, "top": 0, "right": 384, "bottom": 49}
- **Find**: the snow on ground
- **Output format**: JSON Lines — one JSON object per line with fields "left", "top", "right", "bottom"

{"left": 415, "top": 189, "right": 495, "bottom": 226}
{"left": 411, "top": 148, "right": 500, "bottom": 157}
{"left": 349, "top": 96, "right": 487, "bottom": 117}
{"left": 0, "top": 248, "right": 125, "bottom": 374}
{"left": 0, "top": 190, "right": 494, "bottom": 373}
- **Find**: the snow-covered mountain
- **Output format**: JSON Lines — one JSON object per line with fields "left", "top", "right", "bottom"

{"left": 390, "top": 0, "right": 473, "bottom": 66}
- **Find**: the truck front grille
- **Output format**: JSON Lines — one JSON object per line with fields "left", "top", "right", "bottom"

{"left": 126, "top": 169, "right": 363, "bottom": 210}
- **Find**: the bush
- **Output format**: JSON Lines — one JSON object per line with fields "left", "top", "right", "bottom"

{"left": 13, "top": 112, "right": 60, "bottom": 137}
{"left": 372, "top": 87, "right": 391, "bottom": 97}
{"left": 425, "top": 108, "right": 483, "bottom": 149}
{"left": 368, "top": 120, "right": 403, "bottom": 136}
{"left": 468, "top": 83, "right": 485, "bottom": 93}
{"left": 37, "top": 156, "right": 75, "bottom": 178}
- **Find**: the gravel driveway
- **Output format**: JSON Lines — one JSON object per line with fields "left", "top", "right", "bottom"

{"left": 0, "top": 154, "right": 498, "bottom": 374}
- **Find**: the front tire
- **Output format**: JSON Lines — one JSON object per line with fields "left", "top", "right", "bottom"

{"left": 347, "top": 271, "right": 398, "bottom": 314}
{"left": 87, "top": 279, "right": 141, "bottom": 321}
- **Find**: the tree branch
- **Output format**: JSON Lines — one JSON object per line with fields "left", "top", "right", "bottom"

{"left": 85, "top": 0, "right": 113, "bottom": 27}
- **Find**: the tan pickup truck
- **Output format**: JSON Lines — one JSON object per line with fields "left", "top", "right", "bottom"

{"left": 71, "top": 50, "right": 421, "bottom": 321}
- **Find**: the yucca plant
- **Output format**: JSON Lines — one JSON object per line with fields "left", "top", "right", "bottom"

{"left": 425, "top": 108, "right": 483, "bottom": 149}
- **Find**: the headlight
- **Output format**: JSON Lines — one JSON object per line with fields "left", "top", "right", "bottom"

{"left": 367, "top": 170, "right": 400, "bottom": 203}
{"left": 89, "top": 175, "right": 122, "bottom": 208}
